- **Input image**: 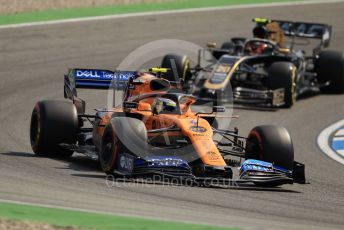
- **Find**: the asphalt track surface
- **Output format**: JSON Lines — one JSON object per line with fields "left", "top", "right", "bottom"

{"left": 0, "top": 2, "right": 344, "bottom": 230}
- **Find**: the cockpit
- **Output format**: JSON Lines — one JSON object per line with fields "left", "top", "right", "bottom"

{"left": 151, "top": 94, "right": 196, "bottom": 115}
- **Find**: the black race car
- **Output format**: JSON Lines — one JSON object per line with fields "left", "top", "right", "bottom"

{"left": 162, "top": 18, "right": 344, "bottom": 108}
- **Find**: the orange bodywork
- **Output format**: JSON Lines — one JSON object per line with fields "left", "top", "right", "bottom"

{"left": 95, "top": 72, "right": 226, "bottom": 167}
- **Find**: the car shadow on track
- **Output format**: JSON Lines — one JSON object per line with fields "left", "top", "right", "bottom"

{"left": 2, "top": 151, "right": 102, "bottom": 174}
{"left": 1, "top": 152, "right": 36, "bottom": 157}
{"left": 220, "top": 184, "right": 300, "bottom": 193}
{"left": 56, "top": 154, "right": 101, "bottom": 172}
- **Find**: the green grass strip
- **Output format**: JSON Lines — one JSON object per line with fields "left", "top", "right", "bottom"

{"left": 0, "top": 202, "right": 239, "bottom": 230}
{"left": 0, "top": 0, "right": 303, "bottom": 26}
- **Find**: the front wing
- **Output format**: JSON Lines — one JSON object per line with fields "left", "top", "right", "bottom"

{"left": 233, "top": 87, "right": 285, "bottom": 107}
{"left": 111, "top": 152, "right": 304, "bottom": 187}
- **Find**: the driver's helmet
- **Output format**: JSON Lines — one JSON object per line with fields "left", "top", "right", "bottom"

{"left": 244, "top": 40, "right": 269, "bottom": 55}
{"left": 154, "top": 98, "right": 178, "bottom": 114}
{"left": 253, "top": 22, "right": 285, "bottom": 47}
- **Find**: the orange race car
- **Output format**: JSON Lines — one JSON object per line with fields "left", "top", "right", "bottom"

{"left": 30, "top": 67, "right": 305, "bottom": 187}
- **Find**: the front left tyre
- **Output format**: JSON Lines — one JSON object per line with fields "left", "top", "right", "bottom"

{"left": 30, "top": 100, "right": 78, "bottom": 157}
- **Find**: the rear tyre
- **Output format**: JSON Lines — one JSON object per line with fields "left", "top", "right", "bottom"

{"left": 30, "top": 100, "right": 78, "bottom": 157}
{"left": 267, "top": 62, "right": 296, "bottom": 108}
{"left": 246, "top": 125, "right": 294, "bottom": 186}
{"left": 99, "top": 117, "right": 147, "bottom": 175}
{"left": 161, "top": 54, "right": 191, "bottom": 82}
{"left": 316, "top": 50, "right": 344, "bottom": 93}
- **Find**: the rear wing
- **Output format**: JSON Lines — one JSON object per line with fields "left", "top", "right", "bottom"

{"left": 64, "top": 68, "right": 136, "bottom": 113}
{"left": 253, "top": 18, "right": 332, "bottom": 49}
{"left": 274, "top": 20, "right": 332, "bottom": 47}
{"left": 64, "top": 68, "right": 136, "bottom": 96}
{"left": 65, "top": 68, "right": 136, "bottom": 88}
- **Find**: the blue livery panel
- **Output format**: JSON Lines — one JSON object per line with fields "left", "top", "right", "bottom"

{"left": 240, "top": 159, "right": 290, "bottom": 174}
{"left": 239, "top": 159, "right": 292, "bottom": 184}
{"left": 72, "top": 69, "right": 137, "bottom": 89}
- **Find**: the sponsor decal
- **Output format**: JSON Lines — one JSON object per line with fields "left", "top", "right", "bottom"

{"left": 113, "top": 71, "right": 136, "bottom": 81}
{"left": 240, "top": 160, "right": 275, "bottom": 173}
{"left": 206, "top": 151, "right": 220, "bottom": 161}
{"left": 215, "top": 64, "right": 232, "bottom": 73}
{"left": 190, "top": 120, "right": 197, "bottom": 125}
{"left": 189, "top": 125, "right": 207, "bottom": 133}
{"left": 123, "top": 102, "right": 138, "bottom": 109}
{"left": 148, "top": 157, "right": 186, "bottom": 167}
{"left": 193, "top": 133, "right": 205, "bottom": 137}
{"left": 75, "top": 70, "right": 113, "bottom": 79}
{"left": 75, "top": 69, "right": 136, "bottom": 81}
{"left": 117, "top": 153, "right": 134, "bottom": 172}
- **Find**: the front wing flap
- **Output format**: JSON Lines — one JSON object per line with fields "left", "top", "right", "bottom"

{"left": 239, "top": 159, "right": 293, "bottom": 185}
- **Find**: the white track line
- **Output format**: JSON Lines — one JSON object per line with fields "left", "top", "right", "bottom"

{"left": 317, "top": 119, "right": 344, "bottom": 165}
{"left": 338, "top": 150, "right": 344, "bottom": 157}
{"left": 334, "top": 129, "right": 344, "bottom": 136}
{"left": 1, "top": 0, "right": 344, "bottom": 30}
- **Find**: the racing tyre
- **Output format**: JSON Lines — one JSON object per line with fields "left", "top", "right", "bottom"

{"left": 246, "top": 125, "right": 294, "bottom": 170}
{"left": 316, "top": 50, "right": 344, "bottom": 93}
{"left": 99, "top": 117, "right": 147, "bottom": 175}
{"left": 161, "top": 54, "right": 191, "bottom": 82}
{"left": 246, "top": 125, "right": 294, "bottom": 186}
{"left": 30, "top": 100, "right": 78, "bottom": 157}
{"left": 246, "top": 125, "right": 294, "bottom": 187}
{"left": 267, "top": 62, "right": 296, "bottom": 108}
